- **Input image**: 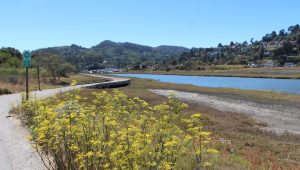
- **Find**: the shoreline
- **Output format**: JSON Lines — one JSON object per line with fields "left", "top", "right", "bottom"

{"left": 114, "top": 71, "right": 300, "bottom": 79}
{"left": 108, "top": 76, "right": 300, "bottom": 106}
{"left": 114, "top": 72, "right": 300, "bottom": 79}
{"left": 114, "top": 67, "right": 300, "bottom": 79}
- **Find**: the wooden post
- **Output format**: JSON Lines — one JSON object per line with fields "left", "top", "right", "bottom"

{"left": 37, "top": 66, "right": 41, "bottom": 91}
{"left": 26, "top": 67, "right": 29, "bottom": 100}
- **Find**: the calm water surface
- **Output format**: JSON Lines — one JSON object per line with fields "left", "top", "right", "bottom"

{"left": 112, "top": 74, "right": 300, "bottom": 95}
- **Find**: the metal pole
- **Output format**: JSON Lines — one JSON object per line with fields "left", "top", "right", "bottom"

{"left": 26, "top": 67, "right": 29, "bottom": 100}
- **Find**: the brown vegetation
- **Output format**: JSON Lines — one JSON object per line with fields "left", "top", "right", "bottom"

{"left": 0, "top": 73, "right": 105, "bottom": 95}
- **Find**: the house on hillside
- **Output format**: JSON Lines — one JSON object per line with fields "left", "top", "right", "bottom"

{"left": 262, "top": 42, "right": 268, "bottom": 47}
{"left": 284, "top": 62, "right": 296, "bottom": 67}
{"left": 263, "top": 60, "right": 275, "bottom": 67}
{"left": 263, "top": 51, "right": 271, "bottom": 57}
{"left": 98, "top": 68, "right": 124, "bottom": 73}
{"left": 208, "top": 51, "right": 220, "bottom": 58}
{"left": 279, "top": 41, "right": 285, "bottom": 47}
{"left": 290, "top": 41, "right": 297, "bottom": 46}
{"left": 241, "top": 47, "right": 249, "bottom": 54}
{"left": 248, "top": 62, "right": 258, "bottom": 68}
{"left": 147, "top": 65, "right": 159, "bottom": 71}
{"left": 102, "top": 60, "right": 108, "bottom": 64}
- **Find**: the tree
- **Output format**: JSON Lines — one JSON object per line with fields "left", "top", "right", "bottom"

{"left": 262, "top": 34, "right": 272, "bottom": 42}
{"left": 282, "top": 41, "right": 294, "bottom": 55}
{"left": 279, "top": 29, "right": 286, "bottom": 37}
{"left": 183, "top": 61, "right": 194, "bottom": 70}
{"left": 258, "top": 46, "right": 264, "bottom": 59}
{"left": 0, "top": 47, "right": 22, "bottom": 67}
{"left": 230, "top": 41, "right": 235, "bottom": 46}
{"left": 295, "top": 24, "right": 300, "bottom": 33}
{"left": 7, "top": 57, "right": 21, "bottom": 68}
{"left": 170, "top": 59, "right": 177, "bottom": 66}
{"left": 297, "top": 35, "right": 300, "bottom": 49}
{"left": 271, "top": 31, "right": 277, "bottom": 40}
{"left": 250, "top": 38, "right": 254, "bottom": 45}
{"left": 36, "top": 54, "right": 74, "bottom": 82}
{"left": 273, "top": 42, "right": 295, "bottom": 65}
{"left": 41, "top": 55, "right": 61, "bottom": 81}
{"left": 57, "top": 63, "right": 75, "bottom": 80}
{"left": 288, "top": 24, "right": 300, "bottom": 34}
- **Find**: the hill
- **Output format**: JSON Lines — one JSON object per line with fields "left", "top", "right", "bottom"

{"left": 171, "top": 24, "right": 300, "bottom": 70}
{"left": 34, "top": 40, "right": 189, "bottom": 71}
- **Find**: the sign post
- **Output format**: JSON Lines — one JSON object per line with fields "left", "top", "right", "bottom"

{"left": 23, "top": 50, "right": 31, "bottom": 100}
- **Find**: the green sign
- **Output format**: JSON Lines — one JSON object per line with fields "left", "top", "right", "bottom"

{"left": 23, "top": 50, "right": 31, "bottom": 67}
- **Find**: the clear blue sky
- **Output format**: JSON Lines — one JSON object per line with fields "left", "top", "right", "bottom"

{"left": 0, "top": 0, "right": 299, "bottom": 51}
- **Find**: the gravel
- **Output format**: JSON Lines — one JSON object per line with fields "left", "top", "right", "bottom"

{"left": 150, "top": 89, "right": 300, "bottom": 134}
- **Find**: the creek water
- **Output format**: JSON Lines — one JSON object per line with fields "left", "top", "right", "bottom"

{"left": 113, "top": 74, "right": 300, "bottom": 95}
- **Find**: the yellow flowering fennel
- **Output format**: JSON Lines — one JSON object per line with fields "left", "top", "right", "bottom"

{"left": 19, "top": 89, "right": 218, "bottom": 169}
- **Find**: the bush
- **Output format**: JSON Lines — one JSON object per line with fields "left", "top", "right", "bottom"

{"left": 7, "top": 75, "right": 19, "bottom": 85}
{"left": 18, "top": 90, "right": 218, "bottom": 169}
{"left": 0, "top": 88, "right": 12, "bottom": 95}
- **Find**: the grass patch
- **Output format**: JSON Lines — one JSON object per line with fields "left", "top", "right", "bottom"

{"left": 0, "top": 72, "right": 106, "bottom": 95}
{"left": 59, "top": 74, "right": 107, "bottom": 85}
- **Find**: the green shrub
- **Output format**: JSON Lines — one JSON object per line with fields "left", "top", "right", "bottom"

{"left": 7, "top": 75, "right": 19, "bottom": 85}
{"left": 0, "top": 88, "right": 12, "bottom": 95}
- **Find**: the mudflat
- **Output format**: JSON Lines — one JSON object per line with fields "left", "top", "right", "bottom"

{"left": 150, "top": 89, "right": 300, "bottom": 134}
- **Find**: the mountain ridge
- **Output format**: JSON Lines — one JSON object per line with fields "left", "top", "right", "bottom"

{"left": 34, "top": 40, "right": 190, "bottom": 70}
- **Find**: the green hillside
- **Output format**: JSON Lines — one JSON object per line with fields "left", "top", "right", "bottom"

{"left": 0, "top": 47, "right": 22, "bottom": 68}
{"left": 34, "top": 40, "right": 189, "bottom": 71}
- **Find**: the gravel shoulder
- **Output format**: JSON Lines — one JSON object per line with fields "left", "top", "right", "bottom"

{"left": 150, "top": 89, "right": 300, "bottom": 134}
{"left": 0, "top": 75, "right": 128, "bottom": 170}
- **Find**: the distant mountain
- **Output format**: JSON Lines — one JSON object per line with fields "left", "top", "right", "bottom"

{"left": 91, "top": 40, "right": 153, "bottom": 53}
{"left": 34, "top": 40, "right": 190, "bottom": 70}
{"left": 154, "top": 45, "right": 189, "bottom": 56}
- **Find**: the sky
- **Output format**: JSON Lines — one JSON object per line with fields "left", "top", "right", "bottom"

{"left": 0, "top": 0, "right": 299, "bottom": 51}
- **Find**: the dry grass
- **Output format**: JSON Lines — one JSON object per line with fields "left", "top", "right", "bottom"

{"left": 59, "top": 74, "right": 107, "bottom": 85}
{"left": 0, "top": 73, "right": 106, "bottom": 94}
{"left": 0, "top": 78, "right": 56, "bottom": 93}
